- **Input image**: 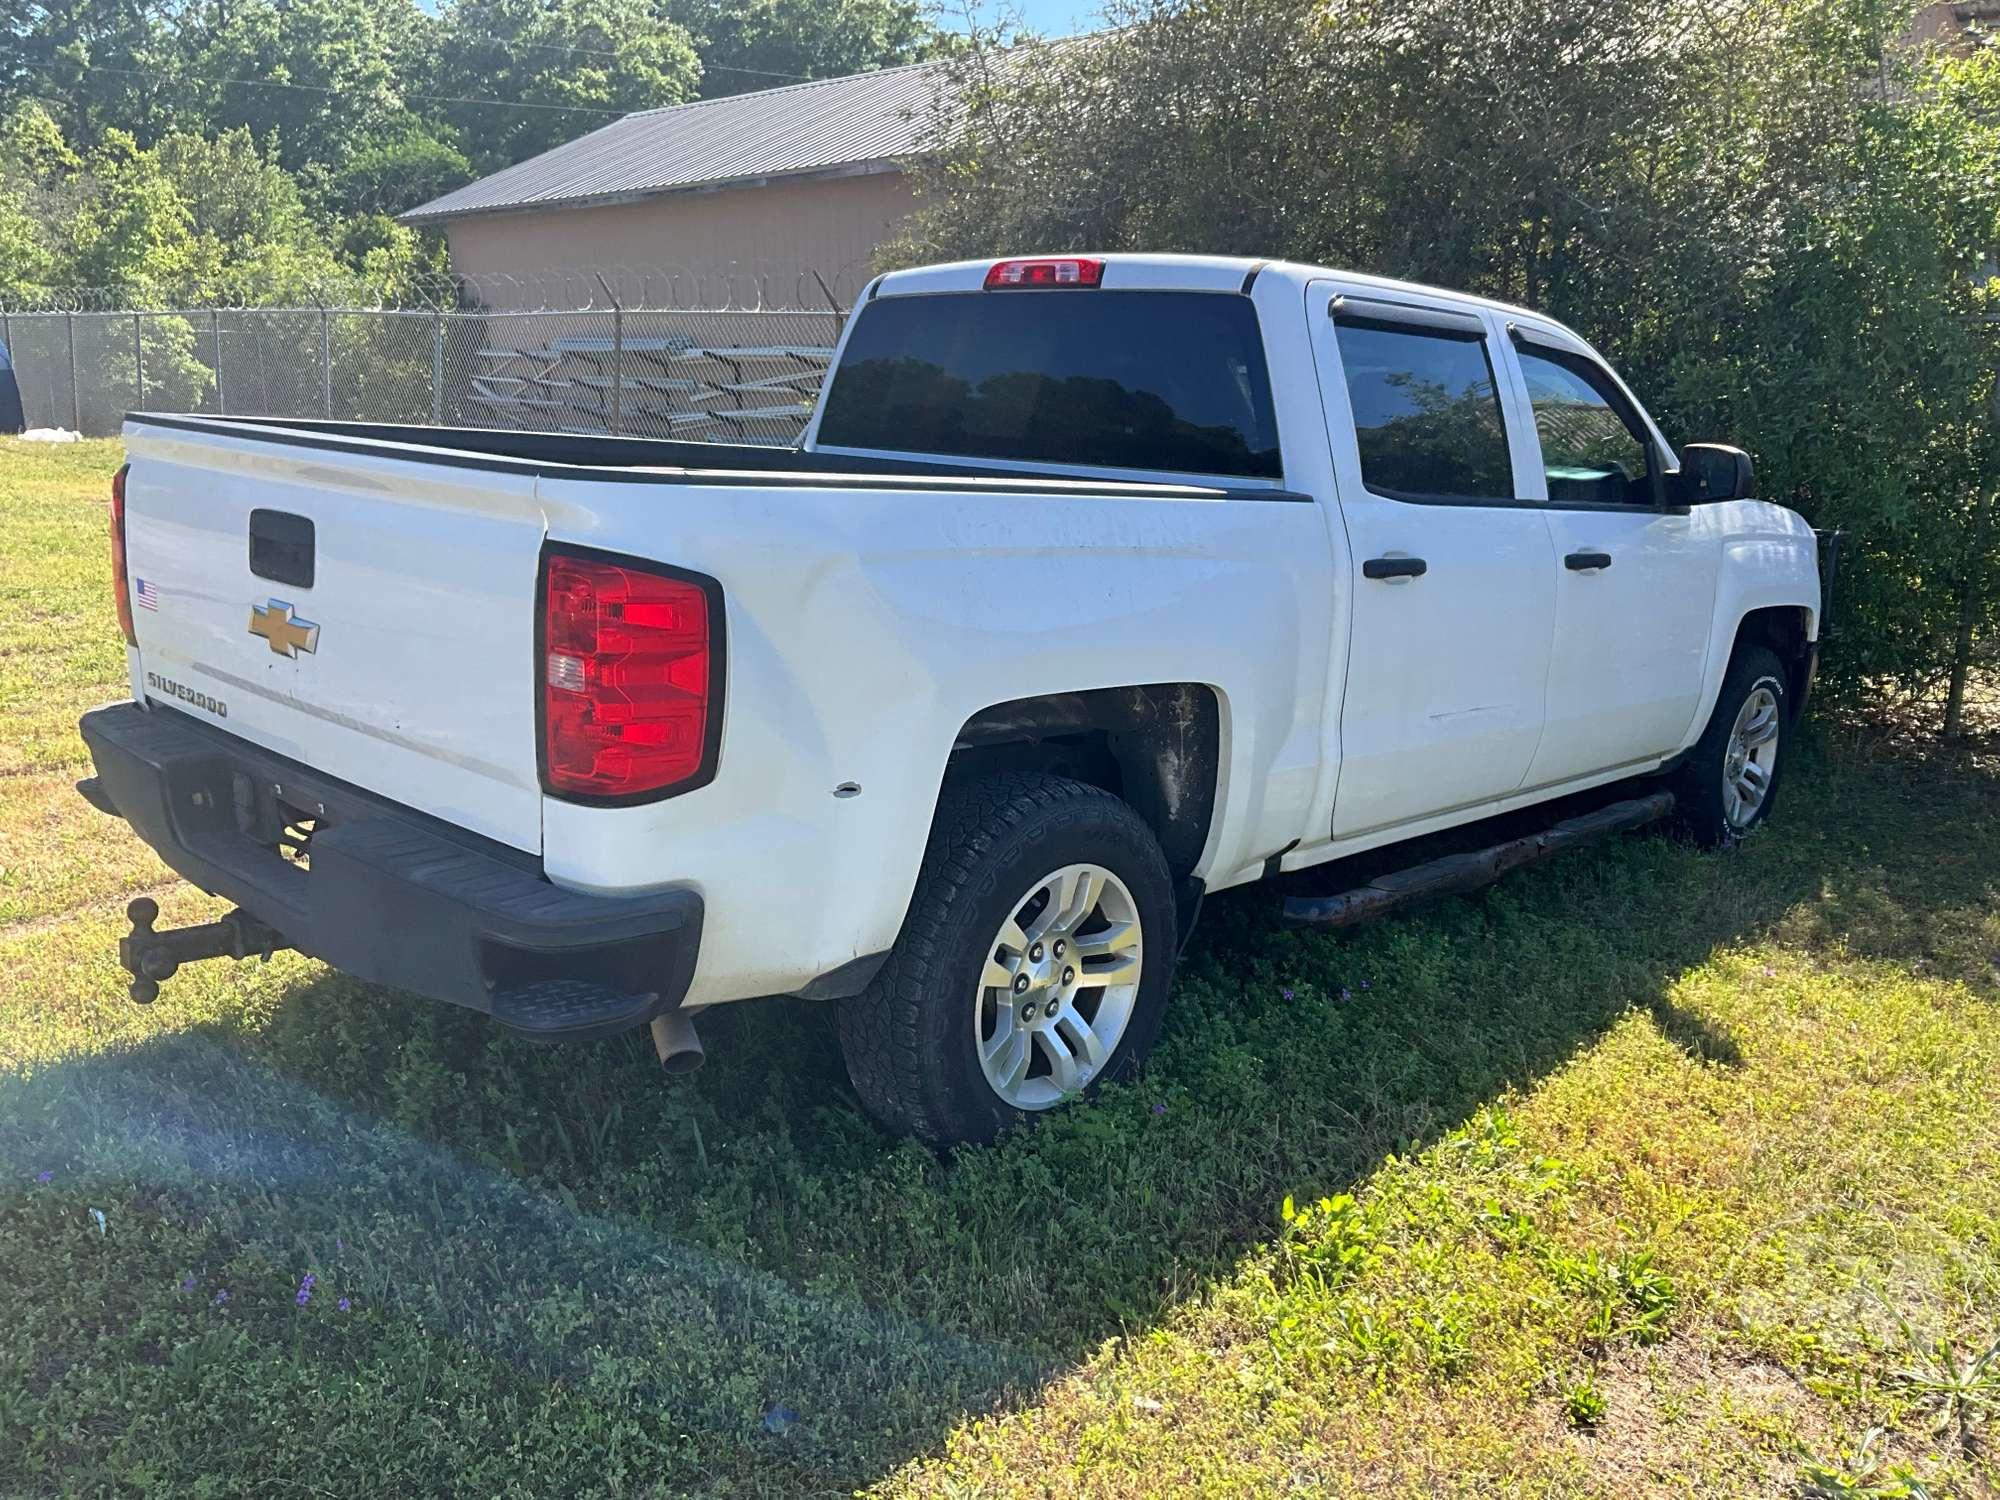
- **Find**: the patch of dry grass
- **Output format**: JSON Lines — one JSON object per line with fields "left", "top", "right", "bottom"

{"left": 0, "top": 437, "right": 1996, "bottom": 1497}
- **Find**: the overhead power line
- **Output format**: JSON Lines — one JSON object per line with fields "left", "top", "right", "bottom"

{"left": 11, "top": 37, "right": 841, "bottom": 112}
{"left": 455, "top": 33, "right": 819, "bottom": 82}
{"left": 12, "top": 57, "right": 641, "bottom": 116}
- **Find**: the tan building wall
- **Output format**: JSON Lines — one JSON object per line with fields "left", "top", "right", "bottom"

{"left": 441, "top": 170, "right": 915, "bottom": 308}
{"left": 1905, "top": 2, "right": 1999, "bottom": 52}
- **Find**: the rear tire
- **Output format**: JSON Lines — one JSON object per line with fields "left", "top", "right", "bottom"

{"left": 837, "top": 773, "right": 1176, "bottom": 1146}
{"left": 1671, "top": 644, "right": 1789, "bottom": 847}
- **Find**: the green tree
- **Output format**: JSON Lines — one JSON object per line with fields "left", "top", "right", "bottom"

{"left": 432, "top": 0, "right": 702, "bottom": 171}
{"left": 0, "top": 103, "right": 76, "bottom": 295}
{"left": 152, "top": 127, "right": 352, "bottom": 297}
{"left": 333, "top": 127, "right": 474, "bottom": 217}
{"left": 893, "top": 0, "right": 2000, "bottom": 725}
{"left": 0, "top": 0, "right": 190, "bottom": 147}
{"left": 666, "top": 0, "right": 945, "bottom": 99}
{"left": 95, "top": 312, "right": 215, "bottom": 413}
{"left": 0, "top": 190, "right": 52, "bottom": 298}
{"left": 0, "top": 98, "right": 81, "bottom": 182}
{"left": 63, "top": 128, "right": 197, "bottom": 290}
{"left": 0, "top": 94, "right": 447, "bottom": 303}
{"left": 179, "top": 0, "right": 435, "bottom": 180}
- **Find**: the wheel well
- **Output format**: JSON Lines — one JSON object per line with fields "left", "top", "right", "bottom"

{"left": 1732, "top": 606, "right": 1814, "bottom": 707}
{"left": 946, "top": 684, "right": 1222, "bottom": 889}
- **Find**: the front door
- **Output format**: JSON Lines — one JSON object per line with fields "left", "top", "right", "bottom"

{"left": 1310, "top": 283, "right": 1558, "bottom": 840}
{"left": 1499, "top": 326, "right": 1722, "bottom": 787}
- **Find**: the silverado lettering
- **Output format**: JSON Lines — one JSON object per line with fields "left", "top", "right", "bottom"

{"left": 144, "top": 671, "right": 226, "bottom": 720}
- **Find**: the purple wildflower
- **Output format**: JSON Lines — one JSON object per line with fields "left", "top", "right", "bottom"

{"left": 295, "top": 1271, "right": 315, "bottom": 1307}
{"left": 1760, "top": 964, "right": 1777, "bottom": 978}
{"left": 35, "top": 1170, "right": 52, "bottom": 1184}
{"left": 336, "top": 1237, "right": 345, "bottom": 1253}
{"left": 337, "top": 1298, "right": 351, "bottom": 1313}
{"left": 213, "top": 1290, "right": 230, "bottom": 1306}
{"left": 1150, "top": 1102, "right": 1167, "bottom": 1116}
{"left": 179, "top": 1275, "right": 197, "bottom": 1292}
{"left": 1281, "top": 987, "right": 1295, "bottom": 1001}
{"left": 1340, "top": 987, "right": 1352, "bottom": 1001}
{"left": 1359, "top": 979, "right": 1371, "bottom": 990}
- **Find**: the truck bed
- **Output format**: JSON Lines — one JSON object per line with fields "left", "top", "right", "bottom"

{"left": 130, "top": 413, "right": 1304, "bottom": 500}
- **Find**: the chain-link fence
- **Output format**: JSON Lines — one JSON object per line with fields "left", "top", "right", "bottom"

{"left": 0, "top": 271, "right": 849, "bottom": 445}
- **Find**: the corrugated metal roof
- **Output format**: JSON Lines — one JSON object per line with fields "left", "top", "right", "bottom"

{"left": 401, "top": 62, "right": 944, "bottom": 223}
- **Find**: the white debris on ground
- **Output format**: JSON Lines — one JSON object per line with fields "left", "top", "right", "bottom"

{"left": 14, "top": 428, "right": 81, "bottom": 443}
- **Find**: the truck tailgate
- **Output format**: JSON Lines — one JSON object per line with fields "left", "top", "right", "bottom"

{"left": 121, "top": 421, "right": 547, "bottom": 853}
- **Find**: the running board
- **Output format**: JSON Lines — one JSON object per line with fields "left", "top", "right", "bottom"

{"left": 1281, "top": 792, "right": 1675, "bottom": 929}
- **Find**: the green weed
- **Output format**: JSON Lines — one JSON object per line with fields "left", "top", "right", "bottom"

{"left": 1889, "top": 1318, "right": 2000, "bottom": 1451}
{"left": 1561, "top": 1370, "right": 1608, "bottom": 1429}
{"left": 1799, "top": 1427, "right": 1937, "bottom": 1499}
{"left": 3, "top": 441, "right": 2000, "bottom": 1496}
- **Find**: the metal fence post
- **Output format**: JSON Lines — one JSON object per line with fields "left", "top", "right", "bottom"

{"left": 611, "top": 300, "right": 624, "bottom": 436}
{"left": 431, "top": 309, "right": 444, "bottom": 425}
{"left": 320, "top": 307, "right": 332, "bottom": 417}
{"left": 593, "top": 273, "right": 623, "bottom": 435}
{"left": 213, "top": 309, "right": 226, "bottom": 414}
{"left": 0, "top": 304, "right": 14, "bottom": 428}
{"left": 66, "top": 312, "right": 79, "bottom": 431}
{"left": 811, "top": 269, "right": 848, "bottom": 338}
{"left": 132, "top": 313, "right": 145, "bottom": 407}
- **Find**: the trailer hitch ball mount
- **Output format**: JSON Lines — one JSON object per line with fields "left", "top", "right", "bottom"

{"left": 118, "top": 896, "right": 290, "bottom": 1004}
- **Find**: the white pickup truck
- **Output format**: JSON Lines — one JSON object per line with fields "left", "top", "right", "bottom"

{"left": 80, "top": 254, "right": 1824, "bottom": 1144}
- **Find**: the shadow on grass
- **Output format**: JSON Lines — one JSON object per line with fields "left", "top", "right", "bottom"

{"left": 1, "top": 742, "right": 1994, "bottom": 1493}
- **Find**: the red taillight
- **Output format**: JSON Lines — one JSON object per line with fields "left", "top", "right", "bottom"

{"left": 110, "top": 463, "right": 135, "bottom": 646}
{"left": 984, "top": 257, "right": 1105, "bottom": 289}
{"left": 540, "top": 550, "right": 721, "bottom": 800}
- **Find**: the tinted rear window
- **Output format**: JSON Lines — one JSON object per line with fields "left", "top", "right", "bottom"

{"left": 815, "top": 291, "right": 1281, "bottom": 479}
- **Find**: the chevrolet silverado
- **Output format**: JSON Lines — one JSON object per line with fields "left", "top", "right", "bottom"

{"left": 78, "top": 254, "right": 1824, "bottom": 1144}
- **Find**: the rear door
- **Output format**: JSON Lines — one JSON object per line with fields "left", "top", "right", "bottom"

{"left": 1309, "top": 283, "right": 1559, "bottom": 839}
{"left": 1497, "top": 326, "right": 1721, "bottom": 784}
{"left": 122, "top": 423, "right": 548, "bottom": 852}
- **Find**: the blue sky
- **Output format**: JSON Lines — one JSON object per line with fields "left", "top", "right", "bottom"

{"left": 940, "top": 0, "right": 1093, "bottom": 40}
{"left": 1014, "top": 0, "right": 1090, "bottom": 34}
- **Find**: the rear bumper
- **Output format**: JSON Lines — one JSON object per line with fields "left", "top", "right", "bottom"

{"left": 78, "top": 701, "right": 702, "bottom": 1039}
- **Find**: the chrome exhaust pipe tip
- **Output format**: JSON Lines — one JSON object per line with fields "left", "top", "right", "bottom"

{"left": 648, "top": 1009, "right": 704, "bottom": 1074}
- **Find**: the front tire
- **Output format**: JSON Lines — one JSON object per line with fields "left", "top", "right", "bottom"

{"left": 1672, "top": 645, "right": 1789, "bottom": 847}
{"left": 837, "top": 773, "right": 1177, "bottom": 1146}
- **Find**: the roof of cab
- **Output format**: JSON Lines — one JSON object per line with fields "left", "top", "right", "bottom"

{"left": 868, "top": 253, "right": 1580, "bottom": 338}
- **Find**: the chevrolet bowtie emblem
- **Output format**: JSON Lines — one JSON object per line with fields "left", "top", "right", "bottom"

{"left": 249, "top": 599, "right": 320, "bottom": 658}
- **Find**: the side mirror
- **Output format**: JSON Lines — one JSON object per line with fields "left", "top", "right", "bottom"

{"left": 1672, "top": 443, "right": 1755, "bottom": 505}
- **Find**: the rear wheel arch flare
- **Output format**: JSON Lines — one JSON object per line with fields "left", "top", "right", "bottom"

{"left": 943, "top": 683, "right": 1223, "bottom": 887}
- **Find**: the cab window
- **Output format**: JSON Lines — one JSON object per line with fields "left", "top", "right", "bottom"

{"left": 1514, "top": 344, "right": 1655, "bottom": 506}
{"left": 1332, "top": 318, "right": 1514, "bottom": 503}
{"left": 816, "top": 291, "right": 1281, "bottom": 479}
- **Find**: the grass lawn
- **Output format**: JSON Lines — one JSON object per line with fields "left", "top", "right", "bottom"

{"left": 0, "top": 437, "right": 1996, "bottom": 1497}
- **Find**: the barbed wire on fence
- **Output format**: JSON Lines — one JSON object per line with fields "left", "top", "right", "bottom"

{"left": 0, "top": 269, "right": 854, "bottom": 444}
{"left": 0, "top": 260, "right": 869, "bottom": 316}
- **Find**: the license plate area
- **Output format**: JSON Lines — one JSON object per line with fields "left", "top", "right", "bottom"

{"left": 229, "top": 770, "right": 330, "bottom": 871}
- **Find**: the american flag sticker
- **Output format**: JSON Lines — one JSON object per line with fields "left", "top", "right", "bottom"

{"left": 135, "top": 578, "right": 160, "bottom": 612}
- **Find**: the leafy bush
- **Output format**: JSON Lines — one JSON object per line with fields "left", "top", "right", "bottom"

{"left": 892, "top": 1, "right": 2000, "bottom": 727}
{"left": 92, "top": 316, "right": 214, "bottom": 415}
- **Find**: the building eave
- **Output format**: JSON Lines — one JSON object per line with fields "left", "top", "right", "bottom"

{"left": 400, "top": 158, "right": 916, "bottom": 227}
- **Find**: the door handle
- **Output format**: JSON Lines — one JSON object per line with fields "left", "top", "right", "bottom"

{"left": 1362, "top": 556, "right": 1428, "bottom": 580}
{"left": 1564, "top": 551, "right": 1613, "bottom": 572}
